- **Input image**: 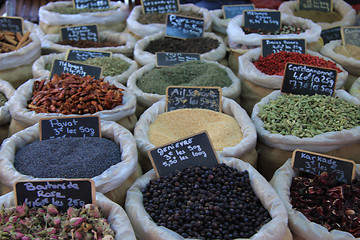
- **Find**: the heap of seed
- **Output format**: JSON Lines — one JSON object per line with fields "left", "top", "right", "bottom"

{"left": 143, "top": 164, "right": 271, "bottom": 239}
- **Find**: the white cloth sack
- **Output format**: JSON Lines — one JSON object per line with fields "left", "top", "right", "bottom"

{"left": 134, "top": 97, "right": 257, "bottom": 160}
{"left": 41, "top": 31, "right": 137, "bottom": 57}
{"left": 270, "top": 159, "right": 360, "bottom": 240}
{"left": 127, "top": 4, "right": 212, "bottom": 38}
{"left": 32, "top": 52, "right": 138, "bottom": 85}
{"left": 350, "top": 77, "right": 360, "bottom": 101}
{"left": 227, "top": 12, "right": 321, "bottom": 47}
{"left": 0, "top": 120, "right": 138, "bottom": 194}
{"left": 38, "top": 1, "right": 129, "bottom": 34}
{"left": 278, "top": 0, "right": 356, "bottom": 29}
{"left": 133, "top": 31, "right": 226, "bottom": 66}
{"left": 251, "top": 90, "right": 360, "bottom": 153}
{"left": 238, "top": 48, "right": 348, "bottom": 90}
{"left": 125, "top": 156, "right": 289, "bottom": 240}
{"left": 8, "top": 77, "right": 136, "bottom": 128}
{"left": 210, "top": 9, "right": 229, "bottom": 35}
{"left": 0, "top": 79, "right": 15, "bottom": 125}
{"left": 127, "top": 61, "right": 241, "bottom": 108}
{"left": 0, "top": 191, "right": 136, "bottom": 240}
{"left": 320, "top": 40, "right": 360, "bottom": 76}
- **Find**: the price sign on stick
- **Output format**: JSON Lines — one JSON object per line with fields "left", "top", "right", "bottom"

{"left": 14, "top": 179, "right": 95, "bottom": 213}
{"left": 50, "top": 59, "right": 103, "bottom": 79}
{"left": 222, "top": 4, "right": 255, "bottom": 19}
{"left": 166, "top": 86, "right": 222, "bottom": 112}
{"left": 73, "top": 0, "right": 110, "bottom": 9}
{"left": 141, "top": 0, "right": 179, "bottom": 14}
{"left": 298, "top": 0, "right": 332, "bottom": 12}
{"left": 321, "top": 26, "right": 341, "bottom": 44}
{"left": 341, "top": 26, "right": 360, "bottom": 47}
{"left": 243, "top": 10, "right": 281, "bottom": 32}
{"left": 66, "top": 49, "right": 112, "bottom": 61}
{"left": 148, "top": 131, "right": 220, "bottom": 177}
{"left": 0, "top": 16, "right": 23, "bottom": 34}
{"left": 281, "top": 62, "right": 337, "bottom": 96}
{"left": 165, "top": 14, "right": 204, "bottom": 39}
{"left": 40, "top": 116, "right": 101, "bottom": 140}
{"left": 261, "top": 38, "right": 306, "bottom": 57}
{"left": 291, "top": 149, "right": 355, "bottom": 184}
{"left": 61, "top": 24, "right": 98, "bottom": 42}
{"left": 156, "top": 52, "right": 200, "bottom": 67}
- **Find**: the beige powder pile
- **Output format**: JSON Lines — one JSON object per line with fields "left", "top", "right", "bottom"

{"left": 148, "top": 108, "right": 243, "bottom": 151}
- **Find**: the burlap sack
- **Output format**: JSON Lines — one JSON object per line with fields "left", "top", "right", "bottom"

{"left": 278, "top": 0, "right": 356, "bottom": 29}
{"left": 38, "top": 1, "right": 129, "bottom": 34}
{"left": 125, "top": 156, "right": 290, "bottom": 240}
{"left": 41, "top": 31, "right": 137, "bottom": 57}
{"left": 0, "top": 80, "right": 15, "bottom": 144}
{"left": 350, "top": 77, "right": 360, "bottom": 101}
{"left": 320, "top": 40, "right": 360, "bottom": 91}
{"left": 133, "top": 31, "right": 226, "bottom": 66}
{"left": 270, "top": 159, "right": 360, "bottom": 240}
{"left": 0, "top": 191, "right": 137, "bottom": 240}
{"left": 8, "top": 77, "right": 137, "bottom": 135}
{"left": 238, "top": 48, "right": 348, "bottom": 115}
{"left": 127, "top": 61, "right": 241, "bottom": 109}
{"left": 126, "top": 4, "right": 212, "bottom": 39}
{"left": 0, "top": 120, "right": 141, "bottom": 206}
{"left": 252, "top": 90, "right": 360, "bottom": 181}
{"left": 134, "top": 97, "right": 257, "bottom": 172}
{"left": 32, "top": 52, "right": 138, "bottom": 85}
{"left": 0, "top": 21, "right": 41, "bottom": 89}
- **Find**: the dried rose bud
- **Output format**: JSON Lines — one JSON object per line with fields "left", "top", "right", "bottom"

{"left": 83, "top": 232, "right": 94, "bottom": 240}
{"left": 83, "top": 204, "right": 102, "bottom": 218}
{"left": 15, "top": 204, "right": 28, "bottom": 217}
{"left": 69, "top": 217, "right": 85, "bottom": 227}
{"left": 8, "top": 215, "right": 19, "bottom": 223}
{"left": 67, "top": 207, "right": 80, "bottom": 218}
{"left": 102, "top": 235, "right": 115, "bottom": 240}
{"left": 46, "top": 204, "right": 59, "bottom": 215}
{"left": 21, "top": 235, "right": 33, "bottom": 240}
{"left": 10, "top": 231, "right": 24, "bottom": 239}
{"left": 52, "top": 216, "right": 61, "bottom": 226}
{"left": 46, "top": 227, "right": 57, "bottom": 235}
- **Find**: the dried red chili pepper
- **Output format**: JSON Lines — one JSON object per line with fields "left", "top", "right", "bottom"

{"left": 290, "top": 172, "right": 360, "bottom": 237}
{"left": 254, "top": 51, "right": 342, "bottom": 76}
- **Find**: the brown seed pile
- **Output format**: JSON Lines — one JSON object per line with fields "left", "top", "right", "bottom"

{"left": 57, "top": 39, "right": 122, "bottom": 48}
{"left": 28, "top": 73, "right": 124, "bottom": 114}
{"left": 0, "top": 31, "right": 31, "bottom": 53}
{"left": 138, "top": 11, "right": 203, "bottom": 24}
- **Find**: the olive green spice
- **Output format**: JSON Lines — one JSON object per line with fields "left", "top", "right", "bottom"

{"left": 78, "top": 57, "right": 130, "bottom": 76}
{"left": 0, "top": 92, "right": 7, "bottom": 107}
{"left": 137, "top": 61, "right": 232, "bottom": 95}
{"left": 293, "top": 10, "right": 342, "bottom": 23}
{"left": 138, "top": 11, "right": 203, "bottom": 24}
{"left": 258, "top": 94, "right": 360, "bottom": 138}
{"left": 50, "top": 6, "right": 115, "bottom": 14}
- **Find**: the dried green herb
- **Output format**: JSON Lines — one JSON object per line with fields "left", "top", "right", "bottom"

{"left": 78, "top": 57, "right": 130, "bottom": 76}
{"left": 0, "top": 93, "right": 7, "bottom": 107}
{"left": 258, "top": 94, "right": 360, "bottom": 138}
{"left": 137, "top": 61, "right": 232, "bottom": 95}
{"left": 50, "top": 6, "right": 115, "bottom": 14}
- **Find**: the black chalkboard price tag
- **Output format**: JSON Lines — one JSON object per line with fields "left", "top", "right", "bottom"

{"left": 148, "top": 131, "right": 220, "bottom": 177}
{"left": 66, "top": 49, "right": 112, "bottom": 61}
{"left": 0, "top": 16, "right": 24, "bottom": 35}
{"left": 73, "top": 0, "right": 110, "bottom": 9}
{"left": 243, "top": 10, "right": 281, "bottom": 32}
{"left": 341, "top": 26, "right": 360, "bottom": 47}
{"left": 222, "top": 4, "right": 255, "bottom": 19}
{"left": 39, "top": 116, "right": 101, "bottom": 140}
{"left": 156, "top": 52, "right": 200, "bottom": 67}
{"left": 165, "top": 14, "right": 204, "bottom": 39}
{"left": 291, "top": 149, "right": 355, "bottom": 184}
{"left": 262, "top": 38, "right": 306, "bottom": 57}
{"left": 14, "top": 179, "right": 95, "bottom": 213}
{"left": 321, "top": 26, "right": 341, "bottom": 44}
{"left": 166, "top": 86, "right": 222, "bottom": 112}
{"left": 281, "top": 62, "right": 337, "bottom": 96}
{"left": 298, "top": 0, "right": 332, "bottom": 12}
{"left": 141, "top": 0, "right": 179, "bottom": 14}
{"left": 61, "top": 24, "right": 98, "bottom": 42}
{"left": 50, "top": 59, "right": 103, "bottom": 79}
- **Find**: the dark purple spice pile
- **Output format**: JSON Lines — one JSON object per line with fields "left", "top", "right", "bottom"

{"left": 291, "top": 172, "right": 360, "bottom": 237}
{"left": 143, "top": 164, "right": 271, "bottom": 239}
{"left": 14, "top": 137, "right": 122, "bottom": 178}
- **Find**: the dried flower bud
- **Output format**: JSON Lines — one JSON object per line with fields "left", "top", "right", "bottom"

{"left": 46, "top": 204, "right": 59, "bottom": 215}
{"left": 11, "top": 231, "right": 24, "bottom": 239}
{"left": 8, "top": 215, "right": 18, "bottom": 223}
{"left": 83, "top": 204, "right": 101, "bottom": 218}
{"left": 69, "top": 217, "right": 85, "bottom": 227}
{"left": 15, "top": 204, "right": 28, "bottom": 217}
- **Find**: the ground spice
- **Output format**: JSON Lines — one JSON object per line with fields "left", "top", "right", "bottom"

{"left": 291, "top": 172, "right": 360, "bottom": 237}
{"left": 138, "top": 11, "right": 203, "bottom": 24}
{"left": 145, "top": 37, "right": 220, "bottom": 54}
{"left": 293, "top": 10, "right": 342, "bottom": 23}
{"left": 50, "top": 6, "right": 115, "bottom": 14}
{"left": 137, "top": 61, "right": 232, "bottom": 95}
{"left": 149, "top": 108, "right": 243, "bottom": 151}
{"left": 14, "top": 137, "right": 121, "bottom": 178}
{"left": 143, "top": 164, "right": 272, "bottom": 239}
{"left": 258, "top": 94, "right": 360, "bottom": 138}
{"left": 0, "top": 93, "right": 7, "bottom": 107}
{"left": 334, "top": 44, "right": 360, "bottom": 60}
{"left": 57, "top": 39, "right": 122, "bottom": 48}
{"left": 78, "top": 57, "right": 131, "bottom": 76}
{"left": 242, "top": 24, "right": 305, "bottom": 35}
{"left": 254, "top": 51, "right": 342, "bottom": 76}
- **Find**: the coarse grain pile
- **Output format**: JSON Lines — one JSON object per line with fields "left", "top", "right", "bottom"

{"left": 57, "top": 39, "right": 122, "bottom": 48}
{"left": 0, "top": 31, "right": 31, "bottom": 53}
{"left": 138, "top": 11, "right": 203, "bottom": 24}
{"left": 27, "top": 73, "right": 124, "bottom": 114}
{"left": 334, "top": 44, "right": 360, "bottom": 60}
{"left": 242, "top": 24, "right": 305, "bottom": 35}
{"left": 50, "top": 6, "right": 115, "bottom": 14}
{"left": 143, "top": 164, "right": 272, "bottom": 239}
{"left": 149, "top": 108, "right": 243, "bottom": 151}
{"left": 293, "top": 10, "right": 342, "bottom": 23}
{"left": 14, "top": 137, "right": 122, "bottom": 178}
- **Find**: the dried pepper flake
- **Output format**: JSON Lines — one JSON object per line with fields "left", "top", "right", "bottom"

{"left": 254, "top": 51, "right": 342, "bottom": 76}
{"left": 290, "top": 172, "right": 360, "bottom": 237}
